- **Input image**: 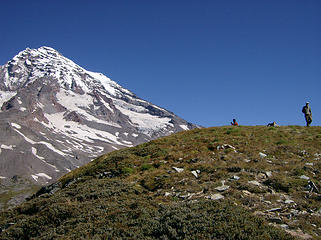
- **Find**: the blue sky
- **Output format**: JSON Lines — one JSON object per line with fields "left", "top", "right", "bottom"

{"left": 0, "top": 0, "right": 320, "bottom": 127}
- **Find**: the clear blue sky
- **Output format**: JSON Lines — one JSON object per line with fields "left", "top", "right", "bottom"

{"left": 0, "top": 0, "right": 320, "bottom": 127}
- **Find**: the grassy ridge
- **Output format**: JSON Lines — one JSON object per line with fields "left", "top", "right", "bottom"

{"left": 1, "top": 126, "right": 320, "bottom": 239}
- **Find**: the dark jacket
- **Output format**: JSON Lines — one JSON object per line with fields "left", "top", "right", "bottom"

{"left": 302, "top": 105, "right": 312, "bottom": 115}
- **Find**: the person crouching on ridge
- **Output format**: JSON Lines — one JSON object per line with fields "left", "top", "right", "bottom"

{"left": 302, "top": 102, "right": 312, "bottom": 127}
{"left": 231, "top": 119, "right": 238, "bottom": 126}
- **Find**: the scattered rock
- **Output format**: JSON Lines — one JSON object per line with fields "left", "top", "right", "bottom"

{"left": 306, "top": 180, "right": 319, "bottom": 193}
{"left": 179, "top": 193, "right": 195, "bottom": 199}
{"left": 257, "top": 173, "right": 266, "bottom": 180}
{"left": 299, "top": 150, "right": 308, "bottom": 156}
{"left": 97, "top": 171, "right": 112, "bottom": 179}
{"left": 231, "top": 175, "right": 240, "bottom": 180}
{"left": 267, "top": 207, "right": 282, "bottom": 212}
{"left": 279, "top": 224, "right": 289, "bottom": 229}
{"left": 189, "top": 158, "right": 199, "bottom": 163}
{"left": 290, "top": 209, "right": 299, "bottom": 216}
{"left": 172, "top": 167, "right": 184, "bottom": 173}
{"left": 11, "top": 175, "right": 19, "bottom": 182}
{"left": 284, "top": 199, "right": 295, "bottom": 204}
{"left": 298, "top": 210, "right": 308, "bottom": 215}
{"left": 242, "top": 190, "right": 252, "bottom": 196}
{"left": 244, "top": 159, "right": 251, "bottom": 163}
{"left": 286, "top": 229, "right": 313, "bottom": 239}
{"left": 177, "top": 178, "right": 188, "bottom": 183}
{"left": 31, "top": 182, "right": 62, "bottom": 199}
{"left": 267, "top": 188, "right": 276, "bottom": 194}
{"left": 259, "top": 152, "right": 267, "bottom": 158}
{"left": 300, "top": 175, "right": 310, "bottom": 180}
{"left": 191, "top": 170, "right": 200, "bottom": 178}
{"left": 314, "top": 153, "right": 321, "bottom": 160}
{"left": 208, "top": 193, "right": 224, "bottom": 200}
{"left": 268, "top": 217, "right": 282, "bottom": 224}
{"left": 64, "top": 111, "right": 83, "bottom": 123}
{"left": 265, "top": 171, "right": 272, "bottom": 178}
{"left": 248, "top": 180, "right": 261, "bottom": 186}
{"left": 254, "top": 211, "right": 264, "bottom": 216}
{"left": 215, "top": 185, "right": 230, "bottom": 192}
{"left": 217, "top": 144, "right": 237, "bottom": 152}
{"left": 164, "top": 192, "right": 171, "bottom": 197}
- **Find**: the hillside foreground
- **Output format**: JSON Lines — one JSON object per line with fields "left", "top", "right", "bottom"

{"left": 0, "top": 126, "right": 320, "bottom": 239}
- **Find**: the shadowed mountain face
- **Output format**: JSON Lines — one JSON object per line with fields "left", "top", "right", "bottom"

{"left": 0, "top": 47, "right": 197, "bottom": 208}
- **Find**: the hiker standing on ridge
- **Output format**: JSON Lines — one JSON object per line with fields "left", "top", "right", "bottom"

{"left": 302, "top": 102, "right": 312, "bottom": 127}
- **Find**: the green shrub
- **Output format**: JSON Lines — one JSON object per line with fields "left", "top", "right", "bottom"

{"left": 151, "top": 148, "right": 168, "bottom": 158}
{"left": 140, "top": 163, "right": 153, "bottom": 171}
{"left": 276, "top": 139, "right": 288, "bottom": 145}
{"left": 263, "top": 178, "right": 290, "bottom": 193}
{"left": 226, "top": 129, "right": 233, "bottom": 135}
{"left": 122, "top": 167, "right": 134, "bottom": 175}
{"left": 292, "top": 168, "right": 305, "bottom": 176}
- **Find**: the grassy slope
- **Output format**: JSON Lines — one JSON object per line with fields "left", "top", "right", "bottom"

{"left": 0, "top": 126, "right": 320, "bottom": 239}
{"left": 0, "top": 178, "right": 41, "bottom": 210}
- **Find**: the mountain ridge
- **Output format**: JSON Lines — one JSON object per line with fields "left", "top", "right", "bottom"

{"left": 1, "top": 126, "right": 320, "bottom": 239}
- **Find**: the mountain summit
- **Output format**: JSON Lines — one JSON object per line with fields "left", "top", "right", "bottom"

{"left": 0, "top": 47, "right": 197, "bottom": 208}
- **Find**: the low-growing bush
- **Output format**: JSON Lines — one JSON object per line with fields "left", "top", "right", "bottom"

{"left": 140, "top": 163, "right": 153, "bottom": 171}
{"left": 263, "top": 178, "right": 290, "bottom": 193}
{"left": 122, "top": 167, "right": 134, "bottom": 175}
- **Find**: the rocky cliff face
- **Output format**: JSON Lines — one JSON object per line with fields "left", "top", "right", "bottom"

{"left": 0, "top": 46, "right": 197, "bottom": 190}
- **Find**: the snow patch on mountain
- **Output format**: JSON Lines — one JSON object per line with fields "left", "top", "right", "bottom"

{"left": 1, "top": 144, "right": 15, "bottom": 150}
{"left": 86, "top": 71, "right": 118, "bottom": 96}
{"left": 0, "top": 91, "right": 16, "bottom": 110}
{"left": 31, "top": 173, "right": 52, "bottom": 182}
{"left": 115, "top": 104, "right": 173, "bottom": 134}
{"left": 180, "top": 125, "right": 189, "bottom": 130}
{"left": 13, "top": 128, "right": 67, "bottom": 156}
{"left": 42, "top": 112, "right": 132, "bottom": 147}
{"left": 56, "top": 89, "right": 120, "bottom": 127}
{"left": 11, "top": 123, "right": 21, "bottom": 129}
{"left": 31, "top": 147, "right": 45, "bottom": 160}
{"left": 35, "top": 173, "right": 52, "bottom": 179}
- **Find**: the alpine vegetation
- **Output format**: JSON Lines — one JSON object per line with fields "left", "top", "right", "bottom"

{"left": 2, "top": 126, "right": 320, "bottom": 239}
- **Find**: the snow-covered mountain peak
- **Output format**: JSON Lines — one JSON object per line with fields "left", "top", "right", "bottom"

{"left": 1, "top": 46, "right": 126, "bottom": 97}
{"left": 11, "top": 46, "right": 62, "bottom": 65}
{"left": 38, "top": 46, "right": 61, "bottom": 54}
{"left": 0, "top": 47, "right": 197, "bottom": 202}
